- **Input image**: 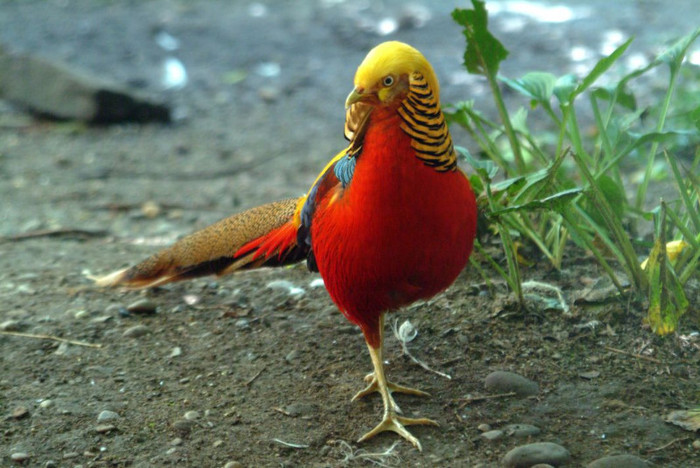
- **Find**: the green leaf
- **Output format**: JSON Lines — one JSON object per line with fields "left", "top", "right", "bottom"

{"left": 592, "top": 85, "right": 637, "bottom": 111}
{"left": 553, "top": 74, "right": 577, "bottom": 104}
{"left": 452, "top": 1, "right": 509, "bottom": 76}
{"left": 596, "top": 174, "right": 627, "bottom": 219}
{"left": 574, "top": 37, "right": 634, "bottom": 96}
{"left": 656, "top": 27, "right": 700, "bottom": 72}
{"left": 456, "top": 146, "right": 499, "bottom": 180}
{"left": 491, "top": 188, "right": 583, "bottom": 215}
{"left": 500, "top": 72, "right": 557, "bottom": 103}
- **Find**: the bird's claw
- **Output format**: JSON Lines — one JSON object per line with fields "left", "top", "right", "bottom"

{"left": 357, "top": 412, "right": 438, "bottom": 451}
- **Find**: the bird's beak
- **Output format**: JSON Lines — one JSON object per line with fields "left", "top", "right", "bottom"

{"left": 345, "top": 87, "right": 364, "bottom": 109}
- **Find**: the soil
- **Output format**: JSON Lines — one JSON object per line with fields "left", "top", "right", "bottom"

{"left": 1, "top": 1, "right": 699, "bottom": 467}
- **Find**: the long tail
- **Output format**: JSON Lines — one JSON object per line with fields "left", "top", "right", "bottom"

{"left": 95, "top": 198, "right": 306, "bottom": 288}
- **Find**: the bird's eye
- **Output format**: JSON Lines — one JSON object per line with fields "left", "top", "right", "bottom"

{"left": 382, "top": 75, "right": 394, "bottom": 87}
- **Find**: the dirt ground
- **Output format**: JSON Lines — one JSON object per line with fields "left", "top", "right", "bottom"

{"left": 1, "top": 1, "right": 699, "bottom": 466}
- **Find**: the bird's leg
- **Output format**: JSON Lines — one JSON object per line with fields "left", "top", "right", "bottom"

{"left": 355, "top": 317, "right": 438, "bottom": 451}
{"left": 352, "top": 315, "right": 430, "bottom": 412}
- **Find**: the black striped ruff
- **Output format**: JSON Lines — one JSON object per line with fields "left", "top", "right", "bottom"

{"left": 397, "top": 72, "right": 456, "bottom": 172}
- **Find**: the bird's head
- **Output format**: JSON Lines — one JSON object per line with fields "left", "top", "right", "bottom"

{"left": 346, "top": 41, "right": 439, "bottom": 109}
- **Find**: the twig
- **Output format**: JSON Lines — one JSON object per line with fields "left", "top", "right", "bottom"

{"left": 243, "top": 367, "right": 265, "bottom": 387}
{"left": 603, "top": 345, "right": 662, "bottom": 364}
{"left": 271, "top": 438, "right": 309, "bottom": 449}
{"left": 0, "top": 228, "right": 109, "bottom": 242}
{"left": 645, "top": 437, "right": 691, "bottom": 453}
{"left": 458, "top": 392, "right": 517, "bottom": 408}
{"left": 0, "top": 331, "right": 102, "bottom": 348}
{"left": 273, "top": 407, "right": 292, "bottom": 417}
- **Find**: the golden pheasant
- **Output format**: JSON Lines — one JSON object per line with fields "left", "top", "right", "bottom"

{"left": 97, "top": 41, "right": 477, "bottom": 450}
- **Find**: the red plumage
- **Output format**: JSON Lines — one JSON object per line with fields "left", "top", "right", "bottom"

{"left": 312, "top": 106, "right": 477, "bottom": 348}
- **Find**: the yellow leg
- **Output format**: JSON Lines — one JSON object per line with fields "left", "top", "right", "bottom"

{"left": 354, "top": 316, "right": 438, "bottom": 451}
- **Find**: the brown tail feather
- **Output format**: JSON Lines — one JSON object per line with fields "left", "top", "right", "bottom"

{"left": 95, "top": 198, "right": 304, "bottom": 288}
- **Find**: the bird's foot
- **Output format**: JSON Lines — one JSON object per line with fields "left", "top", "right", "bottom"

{"left": 358, "top": 411, "right": 438, "bottom": 451}
{"left": 352, "top": 372, "right": 430, "bottom": 408}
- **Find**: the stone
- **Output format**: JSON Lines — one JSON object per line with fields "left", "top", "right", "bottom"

{"left": 0, "top": 45, "right": 170, "bottom": 123}
{"left": 502, "top": 442, "right": 571, "bottom": 467}
{"left": 126, "top": 299, "right": 157, "bottom": 314}
{"left": 480, "top": 429, "right": 504, "bottom": 441}
{"left": 95, "top": 424, "right": 116, "bottom": 433}
{"left": 505, "top": 423, "right": 541, "bottom": 438}
{"left": 11, "top": 452, "right": 30, "bottom": 462}
{"left": 586, "top": 454, "right": 651, "bottom": 468}
{"left": 97, "top": 410, "right": 119, "bottom": 422}
{"left": 122, "top": 324, "right": 150, "bottom": 338}
{"left": 484, "top": 371, "right": 539, "bottom": 397}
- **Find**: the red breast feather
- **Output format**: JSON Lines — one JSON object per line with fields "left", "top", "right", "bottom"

{"left": 311, "top": 109, "right": 477, "bottom": 347}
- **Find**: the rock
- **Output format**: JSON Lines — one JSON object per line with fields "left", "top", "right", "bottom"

{"left": 170, "top": 346, "right": 183, "bottom": 358}
{"left": 586, "top": 454, "right": 651, "bottom": 467}
{"left": 12, "top": 406, "right": 30, "bottom": 419}
{"left": 97, "top": 410, "right": 119, "bottom": 422}
{"left": 0, "top": 45, "right": 170, "bottom": 123}
{"left": 480, "top": 429, "right": 504, "bottom": 441}
{"left": 184, "top": 410, "right": 200, "bottom": 421}
{"left": 126, "top": 299, "right": 158, "bottom": 314}
{"left": 95, "top": 424, "right": 116, "bottom": 433}
{"left": 10, "top": 452, "right": 30, "bottom": 462}
{"left": 39, "top": 399, "right": 53, "bottom": 409}
{"left": 484, "top": 371, "right": 539, "bottom": 397}
{"left": 122, "top": 324, "right": 150, "bottom": 338}
{"left": 505, "top": 423, "right": 541, "bottom": 438}
{"left": 224, "top": 462, "right": 243, "bottom": 468}
{"left": 172, "top": 419, "right": 195, "bottom": 435}
{"left": 284, "top": 403, "right": 316, "bottom": 418}
{"left": 0, "top": 319, "right": 23, "bottom": 331}
{"left": 502, "top": 442, "right": 571, "bottom": 467}
{"left": 44, "top": 460, "right": 58, "bottom": 468}
{"left": 477, "top": 423, "right": 492, "bottom": 432}
{"left": 170, "top": 437, "right": 183, "bottom": 446}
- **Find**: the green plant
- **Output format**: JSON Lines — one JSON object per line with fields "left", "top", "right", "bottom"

{"left": 450, "top": 0, "right": 700, "bottom": 334}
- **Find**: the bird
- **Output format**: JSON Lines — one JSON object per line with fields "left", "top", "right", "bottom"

{"left": 96, "top": 41, "right": 478, "bottom": 451}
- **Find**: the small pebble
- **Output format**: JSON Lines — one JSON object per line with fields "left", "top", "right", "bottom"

{"left": 484, "top": 371, "right": 539, "bottom": 397}
{"left": 95, "top": 424, "right": 116, "bottom": 433}
{"left": 122, "top": 324, "right": 150, "bottom": 338}
{"left": 224, "top": 462, "right": 243, "bottom": 468}
{"left": 477, "top": 423, "right": 491, "bottom": 432}
{"left": 73, "top": 309, "right": 89, "bottom": 319}
{"left": 172, "top": 419, "right": 194, "bottom": 434}
{"left": 170, "top": 346, "right": 183, "bottom": 358}
{"left": 12, "top": 406, "right": 30, "bottom": 419}
{"left": 126, "top": 299, "right": 158, "bottom": 314}
{"left": 90, "top": 315, "right": 113, "bottom": 324}
{"left": 505, "top": 423, "right": 541, "bottom": 438}
{"left": 62, "top": 452, "right": 79, "bottom": 459}
{"left": 284, "top": 403, "right": 316, "bottom": 418}
{"left": 480, "top": 429, "right": 504, "bottom": 441}
{"left": 502, "top": 442, "right": 571, "bottom": 468}
{"left": 0, "top": 319, "right": 22, "bottom": 331}
{"left": 693, "top": 439, "right": 700, "bottom": 450}
{"left": 39, "top": 399, "right": 53, "bottom": 409}
{"left": 285, "top": 350, "right": 299, "bottom": 363}
{"left": 586, "top": 454, "right": 651, "bottom": 468}
{"left": 166, "top": 447, "right": 177, "bottom": 455}
{"left": 212, "top": 439, "right": 223, "bottom": 447}
{"left": 11, "top": 452, "right": 30, "bottom": 462}
{"left": 97, "top": 410, "right": 119, "bottom": 422}
{"left": 170, "top": 438, "right": 183, "bottom": 446}
{"left": 44, "top": 460, "right": 58, "bottom": 468}
{"left": 184, "top": 410, "right": 200, "bottom": 420}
